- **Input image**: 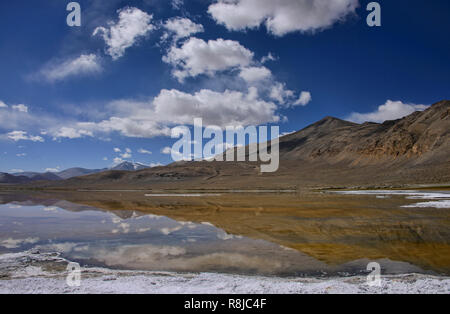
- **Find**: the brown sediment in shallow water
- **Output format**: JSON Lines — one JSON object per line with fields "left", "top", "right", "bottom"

{"left": 1, "top": 190, "right": 449, "bottom": 275}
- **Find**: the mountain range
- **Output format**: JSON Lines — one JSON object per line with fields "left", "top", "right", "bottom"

{"left": 0, "top": 162, "right": 150, "bottom": 184}
{"left": 2, "top": 100, "right": 449, "bottom": 189}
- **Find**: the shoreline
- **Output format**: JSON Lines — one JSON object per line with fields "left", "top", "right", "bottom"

{"left": 1, "top": 184, "right": 449, "bottom": 195}
{"left": 1, "top": 251, "right": 449, "bottom": 294}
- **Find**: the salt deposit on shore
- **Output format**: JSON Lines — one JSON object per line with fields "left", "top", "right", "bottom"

{"left": 0, "top": 251, "right": 449, "bottom": 294}
{"left": 332, "top": 190, "right": 450, "bottom": 208}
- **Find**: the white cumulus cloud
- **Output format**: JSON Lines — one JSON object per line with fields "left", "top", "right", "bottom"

{"left": 45, "top": 167, "right": 61, "bottom": 173}
{"left": 0, "top": 101, "right": 61, "bottom": 134}
{"left": 121, "top": 148, "right": 132, "bottom": 158}
{"left": 261, "top": 52, "right": 277, "bottom": 64}
{"left": 52, "top": 127, "right": 93, "bottom": 139}
{"left": 347, "top": 100, "right": 429, "bottom": 123}
{"left": 121, "top": 152, "right": 132, "bottom": 159}
{"left": 11, "top": 104, "right": 28, "bottom": 113}
{"left": 93, "top": 7, "right": 155, "bottom": 60}
{"left": 39, "top": 54, "right": 102, "bottom": 82}
{"left": 74, "top": 117, "right": 171, "bottom": 139}
{"left": 163, "top": 37, "right": 254, "bottom": 82}
{"left": 270, "top": 82, "right": 295, "bottom": 105}
{"left": 294, "top": 91, "right": 312, "bottom": 106}
{"left": 239, "top": 66, "right": 272, "bottom": 83}
{"left": 171, "top": 0, "right": 184, "bottom": 10}
{"left": 163, "top": 17, "right": 204, "bottom": 41}
{"left": 138, "top": 148, "right": 152, "bottom": 155}
{"left": 113, "top": 157, "right": 124, "bottom": 165}
{"left": 208, "top": 0, "right": 359, "bottom": 36}
{"left": 7, "top": 131, "right": 44, "bottom": 142}
{"left": 9, "top": 169, "right": 24, "bottom": 173}
{"left": 161, "top": 147, "right": 172, "bottom": 155}
{"left": 48, "top": 86, "right": 279, "bottom": 140}
{"left": 153, "top": 87, "right": 278, "bottom": 127}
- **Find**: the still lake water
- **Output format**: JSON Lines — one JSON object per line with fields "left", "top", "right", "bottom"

{"left": 0, "top": 190, "right": 449, "bottom": 277}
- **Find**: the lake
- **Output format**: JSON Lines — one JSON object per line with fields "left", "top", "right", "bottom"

{"left": 0, "top": 189, "right": 449, "bottom": 277}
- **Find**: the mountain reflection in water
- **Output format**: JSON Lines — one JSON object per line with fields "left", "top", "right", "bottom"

{"left": 0, "top": 190, "right": 449, "bottom": 277}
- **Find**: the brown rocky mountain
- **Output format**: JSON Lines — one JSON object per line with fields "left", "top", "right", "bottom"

{"left": 15, "top": 100, "right": 450, "bottom": 190}
{"left": 279, "top": 99, "right": 449, "bottom": 164}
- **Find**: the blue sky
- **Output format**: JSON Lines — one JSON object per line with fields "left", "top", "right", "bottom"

{"left": 0, "top": 0, "right": 449, "bottom": 173}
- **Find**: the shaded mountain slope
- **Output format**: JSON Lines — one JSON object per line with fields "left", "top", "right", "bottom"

{"left": 0, "top": 173, "right": 32, "bottom": 184}
{"left": 57, "top": 167, "right": 106, "bottom": 179}
{"left": 11, "top": 172, "right": 62, "bottom": 181}
{"left": 7, "top": 162, "right": 149, "bottom": 182}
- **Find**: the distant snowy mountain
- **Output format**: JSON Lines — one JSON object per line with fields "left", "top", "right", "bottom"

{"left": 110, "top": 162, "right": 149, "bottom": 171}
